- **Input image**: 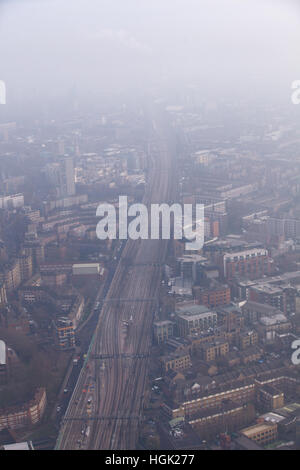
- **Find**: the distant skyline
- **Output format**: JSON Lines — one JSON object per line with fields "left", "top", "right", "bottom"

{"left": 0, "top": 0, "right": 300, "bottom": 114}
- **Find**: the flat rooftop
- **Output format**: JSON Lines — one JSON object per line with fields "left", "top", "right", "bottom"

{"left": 242, "top": 423, "right": 276, "bottom": 437}
{"left": 176, "top": 304, "right": 211, "bottom": 317}
{"left": 3, "top": 442, "right": 33, "bottom": 450}
{"left": 72, "top": 263, "right": 100, "bottom": 268}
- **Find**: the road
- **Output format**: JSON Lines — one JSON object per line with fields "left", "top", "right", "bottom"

{"left": 56, "top": 112, "right": 176, "bottom": 449}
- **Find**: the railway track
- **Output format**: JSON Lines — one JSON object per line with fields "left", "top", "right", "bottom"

{"left": 56, "top": 112, "right": 177, "bottom": 450}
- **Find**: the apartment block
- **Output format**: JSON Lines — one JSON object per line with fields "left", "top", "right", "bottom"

{"left": 175, "top": 304, "right": 217, "bottom": 337}
{"left": 201, "top": 339, "right": 229, "bottom": 362}
{"left": 193, "top": 283, "right": 231, "bottom": 308}
{"left": 0, "top": 388, "right": 47, "bottom": 431}
{"left": 223, "top": 248, "right": 271, "bottom": 281}
{"left": 53, "top": 317, "right": 76, "bottom": 350}
{"left": 161, "top": 352, "right": 191, "bottom": 372}
{"left": 153, "top": 320, "right": 175, "bottom": 344}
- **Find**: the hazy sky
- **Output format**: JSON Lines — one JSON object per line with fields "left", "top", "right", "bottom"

{"left": 0, "top": 0, "right": 300, "bottom": 111}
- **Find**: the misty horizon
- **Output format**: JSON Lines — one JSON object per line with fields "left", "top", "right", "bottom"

{"left": 0, "top": 0, "right": 300, "bottom": 117}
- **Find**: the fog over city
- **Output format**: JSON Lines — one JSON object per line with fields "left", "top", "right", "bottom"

{"left": 2, "top": 0, "right": 300, "bottom": 453}
{"left": 1, "top": 0, "right": 300, "bottom": 115}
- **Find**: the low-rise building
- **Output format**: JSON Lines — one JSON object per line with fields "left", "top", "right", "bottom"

{"left": 0, "top": 193, "right": 24, "bottom": 210}
{"left": 72, "top": 263, "right": 102, "bottom": 276}
{"left": 201, "top": 339, "right": 229, "bottom": 362}
{"left": 2, "top": 441, "right": 34, "bottom": 450}
{"left": 163, "top": 378, "right": 256, "bottom": 419}
{"left": 238, "top": 329, "right": 258, "bottom": 350}
{"left": 188, "top": 401, "right": 255, "bottom": 440}
{"left": 240, "top": 346, "right": 262, "bottom": 365}
{"left": 193, "top": 283, "right": 231, "bottom": 308}
{"left": 241, "top": 300, "right": 282, "bottom": 323}
{"left": 153, "top": 320, "right": 174, "bottom": 344}
{"left": 175, "top": 304, "right": 217, "bottom": 337}
{"left": 240, "top": 422, "right": 278, "bottom": 446}
{"left": 0, "top": 254, "right": 33, "bottom": 294}
{"left": 0, "top": 388, "right": 46, "bottom": 431}
{"left": 161, "top": 352, "right": 191, "bottom": 372}
{"left": 257, "top": 314, "right": 291, "bottom": 342}
{"left": 53, "top": 317, "right": 75, "bottom": 350}
{"left": 257, "top": 384, "right": 285, "bottom": 411}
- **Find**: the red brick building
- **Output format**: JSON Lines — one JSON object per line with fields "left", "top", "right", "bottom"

{"left": 193, "top": 284, "right": 231, "bottom": 308}
{"left": 222, "top": 248, "right": 272, "bottom": 281}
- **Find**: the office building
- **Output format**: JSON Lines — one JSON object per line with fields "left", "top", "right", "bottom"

{"left": 175, "top": 304, "right": 217, "bottom": 337}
